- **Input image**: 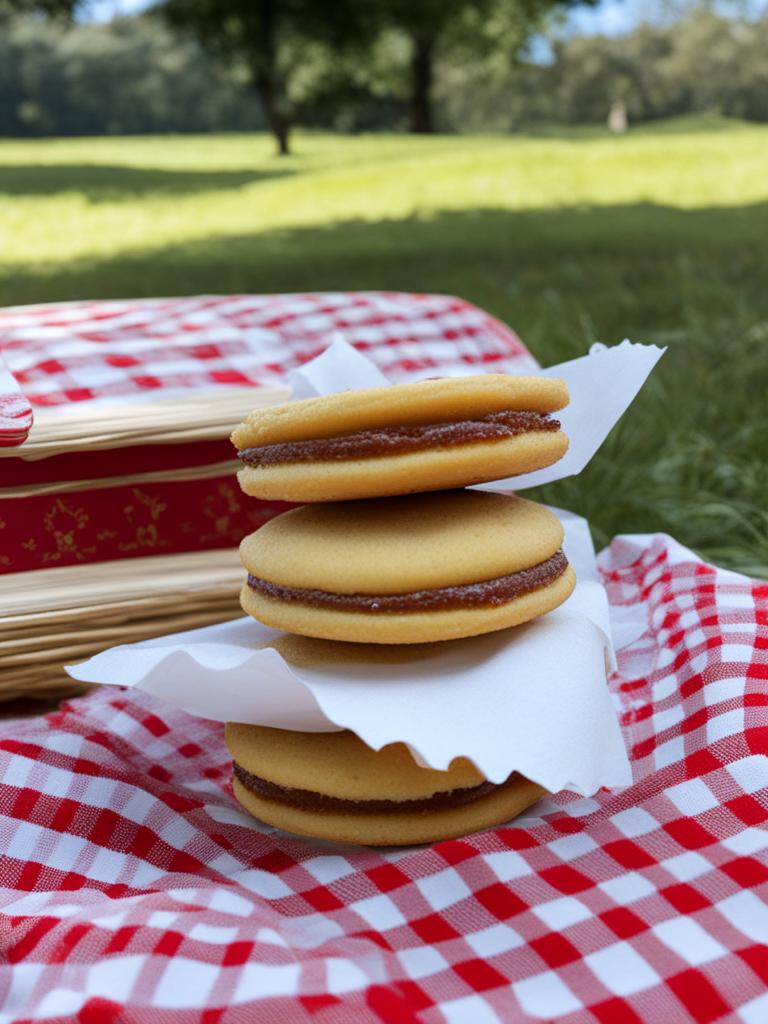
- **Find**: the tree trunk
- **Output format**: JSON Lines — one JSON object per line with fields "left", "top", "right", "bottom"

{"left": 249, "top": 0, "right": 290, "bottom": 156}
{"left": 409, "top": 34, "right": 435, "bottom": 133}
{"left": 254, "top": 67, "right": 290, "bottom": 156}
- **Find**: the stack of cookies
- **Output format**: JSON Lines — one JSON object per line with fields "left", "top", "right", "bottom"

{"left": 226, "top": 375, "right": 574, "bottom": 845}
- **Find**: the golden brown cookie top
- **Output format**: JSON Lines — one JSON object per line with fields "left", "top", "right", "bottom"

{"left": 224, "top": 722, "right": 485, "bottom": 801}
{"left": 239, "top": 491, "right": 564, "bottom": 593}
{"left": 231, "top": 374, "right": 568, "bottom": 449}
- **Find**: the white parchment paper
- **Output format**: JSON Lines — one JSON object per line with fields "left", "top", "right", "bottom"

{"left": 67, "top": 338, "right": 663, "bottom": 794}
{"left": 289, "top": 337, "right": 664, "bottom": 493}
{"left": 67, "top": 508, "right": 629, "bottom": 794}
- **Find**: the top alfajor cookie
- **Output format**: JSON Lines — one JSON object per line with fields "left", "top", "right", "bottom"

{"left": 232, "top": 374, "right": 569, "bottom": 502}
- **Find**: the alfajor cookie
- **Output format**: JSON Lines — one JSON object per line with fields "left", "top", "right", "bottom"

{"left": 232, "top": 374, "right": 569, "bottom": 502}
{"left": 225, "top": 722, "right": 546, "bottom": 846}
{"left": 239, "top": 490, "right": 576, "bottom": 644}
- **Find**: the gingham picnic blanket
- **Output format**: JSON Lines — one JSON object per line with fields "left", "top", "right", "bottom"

{"left": 2, "top": 534, "right": 766, "bottom": 1023}
{"left": 0, "top": 292, "right": 535, "bottom": 442}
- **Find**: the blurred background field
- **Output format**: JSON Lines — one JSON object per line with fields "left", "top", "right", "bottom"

{"left": 3, "top": 120, "right": 766, "bottom": 576}
{"left": 2, "top": 0, "right": 767, "bottom": 576}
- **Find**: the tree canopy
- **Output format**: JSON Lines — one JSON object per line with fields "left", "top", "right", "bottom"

{"left": 158, "top": 0, "right": 596, "bottom": 153}
{"left": 161, "top": 0, "right": 377, "bottom": 154}
{"left": 2, "top": 4, "right": 768, "bottom": 140}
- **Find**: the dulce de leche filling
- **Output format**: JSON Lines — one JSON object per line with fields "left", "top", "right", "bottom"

{"left": 233, "top": 762, "right": 509, "bottom": 814}
{"left": 247, "top": 550, "right": 568, "bottom": 613}
{"left": 238, "top": 410, "right": 559, "bottom": 466}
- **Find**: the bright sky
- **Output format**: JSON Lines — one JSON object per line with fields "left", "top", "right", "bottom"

{"left": 84, "top": 0, "right": 768, "bottom": 33}
{"left": 566, "top": 0, "right": 768, "bottom": 35}
{"left": 566, "top": 0, "right": 653, "bottom": 35}
{"left": 80, "top": 0, "right": 650, "bottom": 32}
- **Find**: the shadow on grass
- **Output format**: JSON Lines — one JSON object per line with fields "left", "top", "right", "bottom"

{"left": 5, "top": 201, "right": 765, "bottom": 342}
{"left": 0, "top": 163, "right": 294, "bottom": 200}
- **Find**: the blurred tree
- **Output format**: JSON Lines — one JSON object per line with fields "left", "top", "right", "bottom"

{"left": 0, "top": 0, "right": 77, "bottom": 15}
{"left": 2, "top": 3, "right": 768, "bottom": 138}
{"left": 0, "top": 14, "right": 65, "bottom": 135}
{"left": 433, "top": 6, "right": 768, "bottom": 131}
{"left": 373, "top": 0, "right": 598, "bottom": 134}
{"left": 0, "top": 13, "right": 266, "bottom": 136}
{"left": 666, "top": 8, "right": 768, "bottom": 121}
{"left": 531, "top": 8, "right": 768, "bottom": 127}
{"left": 159, "top": 0, "right": 375, "bottom": 155}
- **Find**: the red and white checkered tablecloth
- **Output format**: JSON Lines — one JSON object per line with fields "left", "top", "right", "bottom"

{"left": 0, "top": 292, "right": 536, "bottom": 437}
{"left": 2, "top": 535, "right": 766, "bottom": 1023}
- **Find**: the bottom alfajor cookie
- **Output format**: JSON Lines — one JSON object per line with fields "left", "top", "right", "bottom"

{"left": 225, "top": 723, "right": 546, "bottom": 846}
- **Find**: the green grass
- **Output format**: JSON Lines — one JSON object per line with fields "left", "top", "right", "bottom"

{"left": 2, "top": 121, "right": 767, "bottom": 575}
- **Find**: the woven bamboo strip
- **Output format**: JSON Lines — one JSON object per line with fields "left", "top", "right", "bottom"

{"left": 2, "top": 601, "right": 240, "bottom": 655}
{"left": 0, "top": 673, "right": 91, "bottom": 703}
{"left": 3, "top": 589, "right": 237, "bottom": 619}
{"left": 7, "top": 385, "right": 289, "bottom": 460}
{"left": 0, "top": 606, "right": 241, "bottom": 699}
{"left": 0, "top": 549, "right": 244, "bottom": 617}
{"left": 0, "top": 596, "right": 239, "bottom": 644}
{"left": 1, "top": 601, "right": 240, "bottom": 641}
{"left": 0, "top": 549, "right": 246, "bottom": 700}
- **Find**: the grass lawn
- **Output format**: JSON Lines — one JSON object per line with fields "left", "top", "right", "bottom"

{"left": 1, "top": 118, "right": 767, "bottom": 575}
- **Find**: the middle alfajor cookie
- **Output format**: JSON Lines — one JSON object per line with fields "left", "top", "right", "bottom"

{"left": 240, "top": 490, "right": 576, "bottom": 644}
{"left": 232, "top": 374, "right": 569, "bottom": 502}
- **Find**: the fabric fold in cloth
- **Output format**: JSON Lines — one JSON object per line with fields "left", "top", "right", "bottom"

{"left": 0, "top": 351, "right": 32, "bottom": 447}
{"left": 1, "top": 534, "right": 766, "bottom": 1023}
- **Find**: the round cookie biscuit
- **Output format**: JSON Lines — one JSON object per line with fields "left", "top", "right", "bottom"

{"left": 240, "top": 566, "right": 576, "bottom": 644}
{"left": 225, "top": 724, "right": 546, "bottom": 846}
{"left": 238, "top": 491, "right": 575, "bottom": 643}
{"left": 225, "top": 722, "right": 485, "bottom": 799}
{"left": 232, "top": 374, "right": 569, "bottom": 502}
{"left": 237, "top": 430, "right": 568, "bottom": 503}
{"left": 232, "top": 775, "right": 546, "bottom": 846}
{"left": 240, "top": 491, "right": 564, "bottom": 594}
{"left": 232, "top": 375, "right": 569, "bottom": 449}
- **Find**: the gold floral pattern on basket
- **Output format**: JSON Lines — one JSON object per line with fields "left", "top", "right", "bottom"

{"left": 119, "top": 489, "right": 169, "bottom": 554}
{"left": 0, "top": 476, "right": 290, "bottom": 573}
{"left": 41, "top": 498, "right": 96, "bottom": 564}
{"left": 197, "top": 484, "right": 242, "bottom": 544}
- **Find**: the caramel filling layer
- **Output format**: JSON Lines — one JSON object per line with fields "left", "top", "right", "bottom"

{"left": 233, "top": 762, "right": 506, "bottom": 814}
{"left": 247, "top": 550, "right": 568, "bottom": 613}
{"left": 238, "top": 410, "right": 559, "bottom": 466}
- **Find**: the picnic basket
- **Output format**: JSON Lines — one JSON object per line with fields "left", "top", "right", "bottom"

{"left": 0, "top": 292, "right": 534, "bottom": 700}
